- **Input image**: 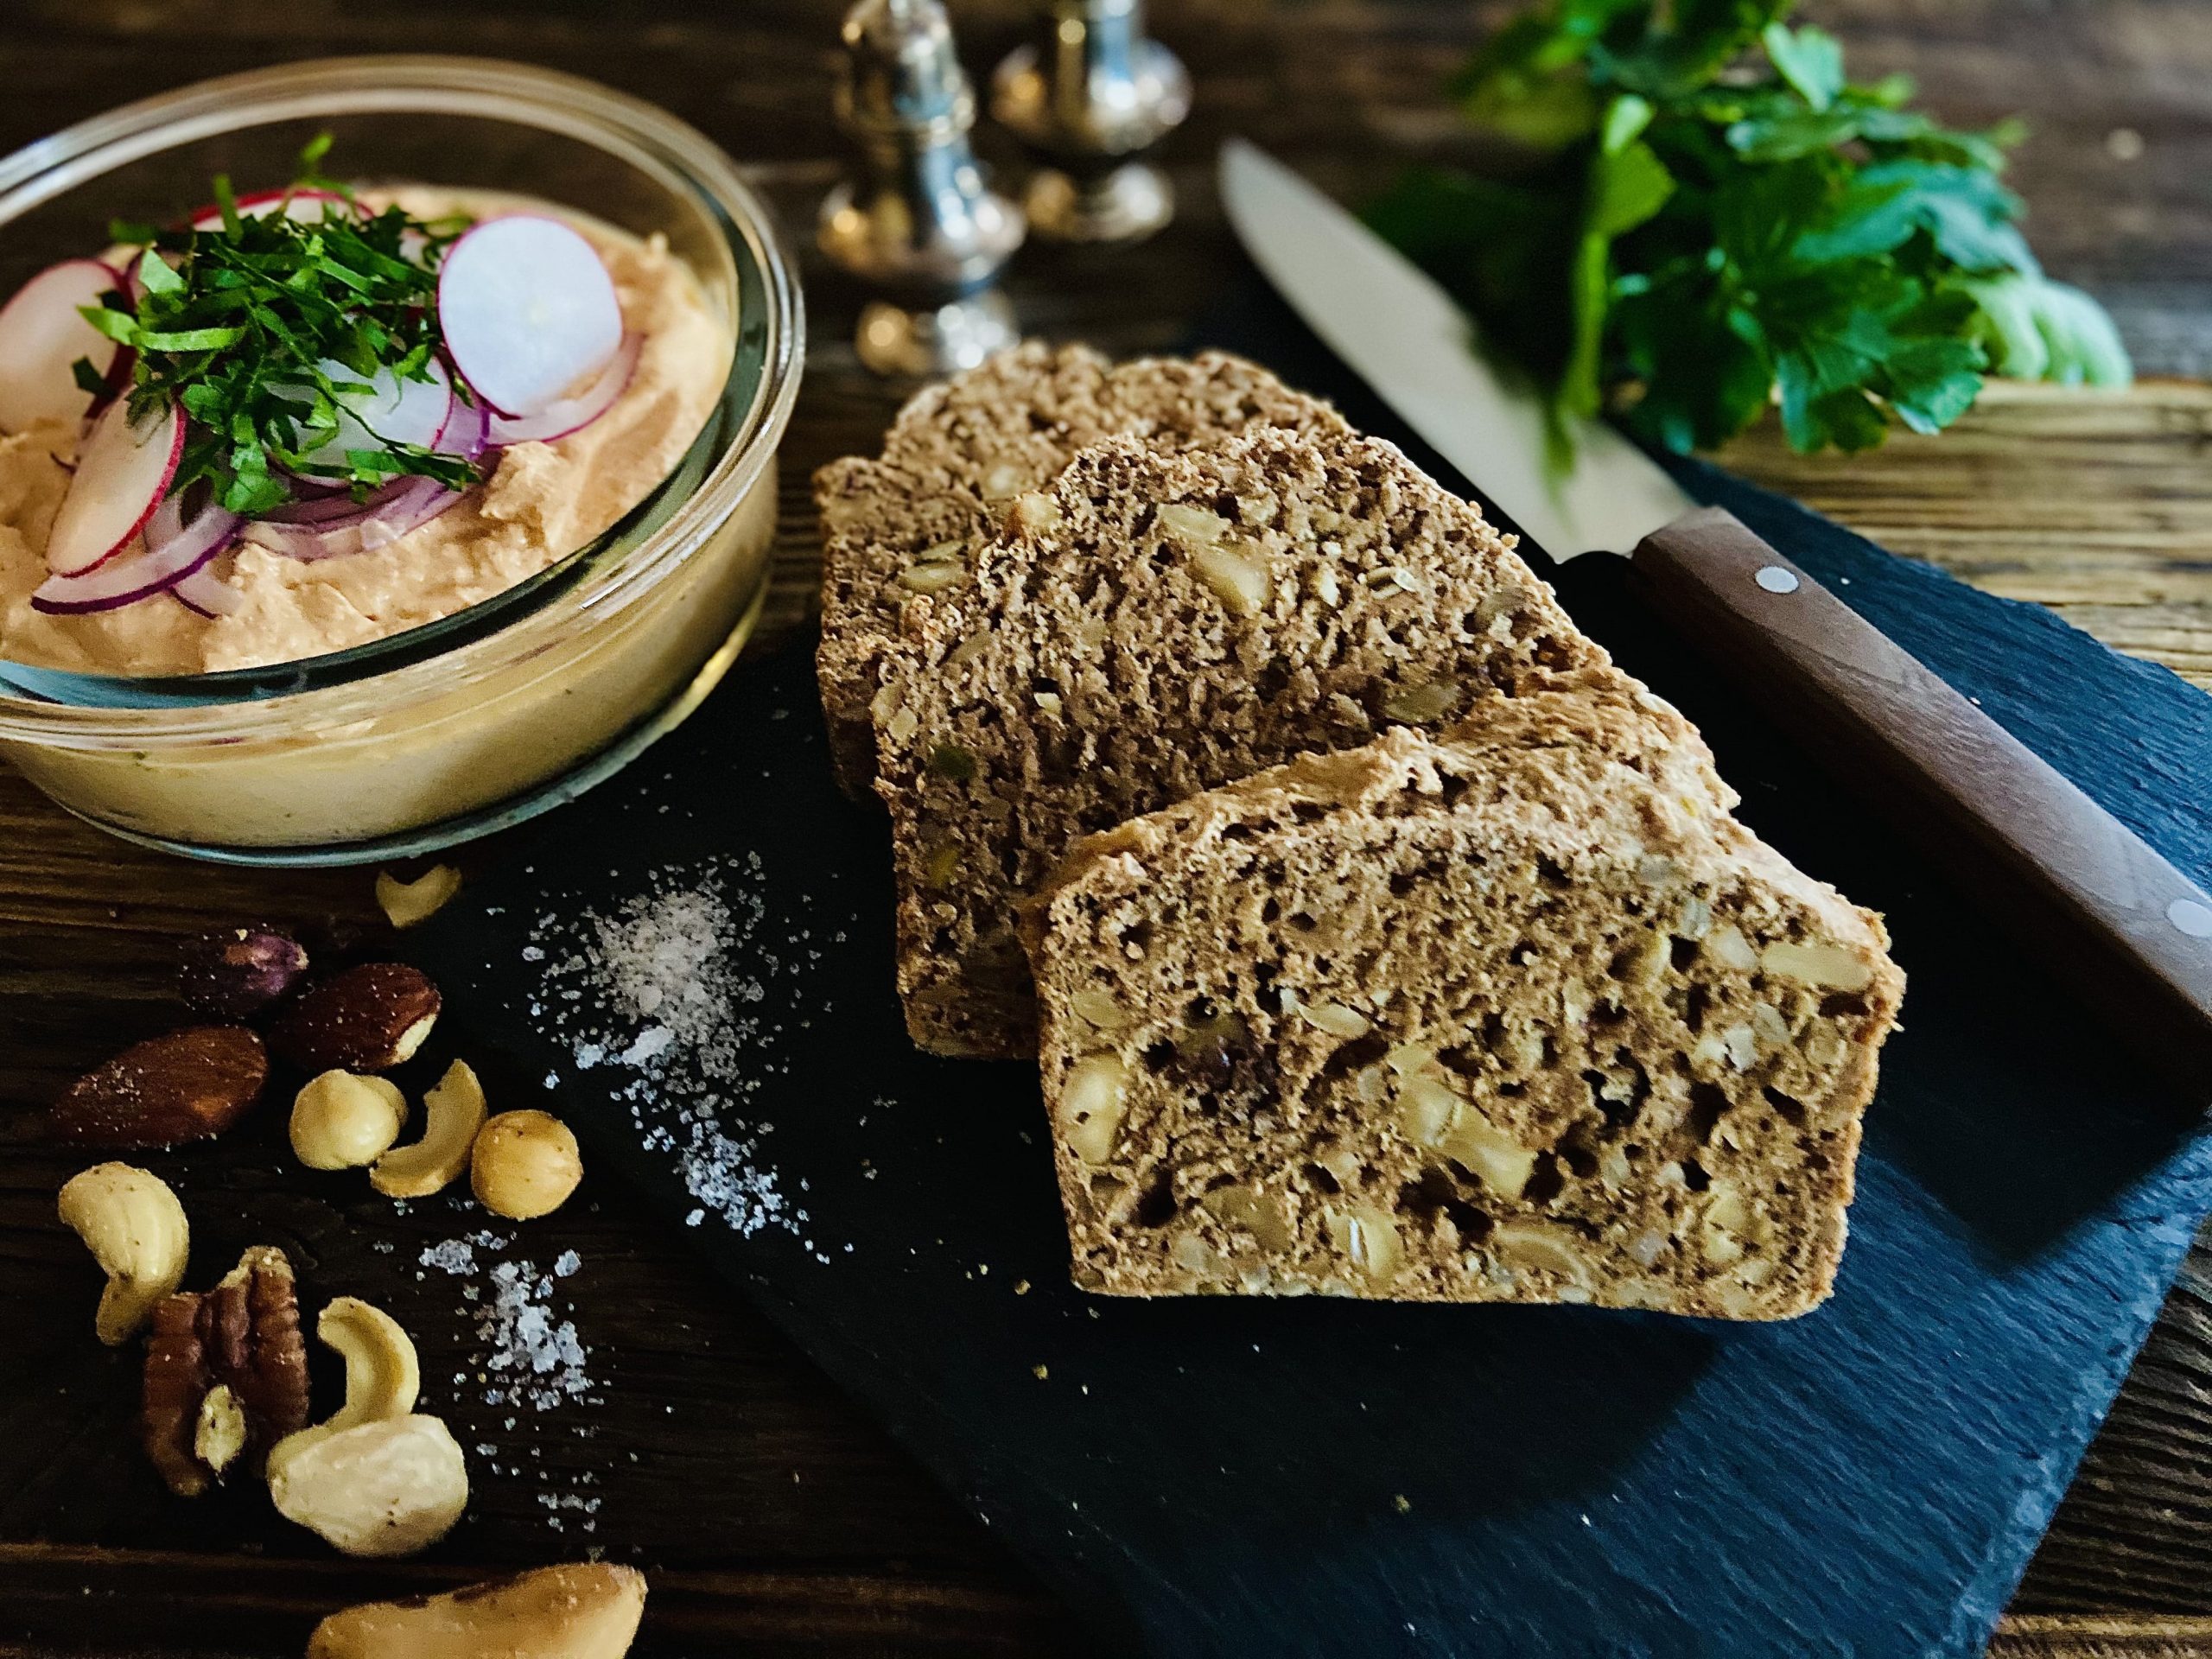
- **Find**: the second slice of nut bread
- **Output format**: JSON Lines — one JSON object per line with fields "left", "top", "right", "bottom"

{"left": 871, "top": 427, "right": 1613, "bottom": 1058}
{"left": 1020, "top": 685, "right": 1904, "bottom": 1316}
{"left": 815, "top": 344, "right": 1347, "bottom": 797}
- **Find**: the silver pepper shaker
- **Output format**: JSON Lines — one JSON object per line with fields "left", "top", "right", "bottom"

{"left": 819, "top": 0, "right": 1027, "bottom": 377}
{"left": 990, "top": 0, "right": 1191, "bottom": 244}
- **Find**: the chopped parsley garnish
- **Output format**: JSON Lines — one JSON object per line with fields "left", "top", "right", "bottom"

{"left": 76, "top": 137, "right": 476, "bottom": 517}
{"left": 1366, "top": 0, "right": 2133, "bottom": 459}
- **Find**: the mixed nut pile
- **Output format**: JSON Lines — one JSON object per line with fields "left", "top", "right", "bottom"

{"left": 48, "top": 865, "right": 585, "bottom": 1564}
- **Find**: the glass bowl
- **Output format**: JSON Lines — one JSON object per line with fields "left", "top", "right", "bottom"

{"left": 0, "top": 56, "right": 803, "bottom": 865}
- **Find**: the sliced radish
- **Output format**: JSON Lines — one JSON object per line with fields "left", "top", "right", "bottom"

{"left": 173, "top": 560, "right": 242, "bottom": 618}
{"left": 32, "top": 487, "right": 239, "bottom": 614}
{"left": 0, "top": 259, "right": 126, "bottom": 434}
{"left": 438, "top": 216, "right": 622, "bottom": 417}
{"left": 276, "top": 358, "right": 453, "bottom": 474}
{"left": 44, "top": 398, "right": 182, "bottom": 576}
{"left": 190, "top": 188, "right": 353, "bottom": 233}
{"left": 485, "top": 332, "right": 639, "bottom": 444}
{"left": 240, "top": 474, "right": 460, "bottom": 562}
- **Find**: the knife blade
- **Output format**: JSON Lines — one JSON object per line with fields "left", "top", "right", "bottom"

{"left": 1219, "top": 137, "right": 2212, "bottom": 1094}
{"left": 1219, "top": 137, "right": 1690, "bottom": 560}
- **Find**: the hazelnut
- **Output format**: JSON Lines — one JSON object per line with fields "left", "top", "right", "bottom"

{"left": 1189, "top": 541, "right": 1270, "bottom": 617}
{"left": 290, "top": 1072, "right": 407, "bottom": 1171}
{"left": 1296, "top": 1001, "right": 1372, "bottom": 1039}
{"left": 1759, "top": 938, "right": 1874, "bottom": 992}
{"left": 1198, "top": 1184, "right": 1293, "bottom": 1254}
{"left": 1380, "top": 680, "right": 1460, "bottom": 724}
{"left": 896, "top": 560, "right": 965, "bottom": 595}
{"left": 1325, "top": 1203, "right": 1403, "bottom": 1284}
{"left": 1007, "top": 491, "right": 1064, "bottom": 534}
{"left": 178, "top": 925, "right": 308, "bottom": 1019}
{"left": 470, "top": 1110, "right": 584, "bottom": 1220}
{"left": 1707, "top": 925, "right": 1758, "bottom": 972}
{"left": 1058, "top": 1055, "right": 1128, "bottom": 1166}
{"left": 1154, "top": 502, "right": 1230, "bottom": 544}
{"left": 1490, "top": 1222, "right": 1591, "bottom": 1287}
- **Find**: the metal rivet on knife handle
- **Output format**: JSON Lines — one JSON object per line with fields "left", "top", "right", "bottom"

{"left": 1631, "top": 505, "right": 2212, "bottom": 1099}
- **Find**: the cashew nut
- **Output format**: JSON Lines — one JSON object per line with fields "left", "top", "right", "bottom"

{"left": 268, "top": 1297, "right": 465, "bottom": 1558}
{"left": 374, "top": 864, "right": 462, "bottom": 930}
{"left": 308, "top": 1563, "right": 646, "bottom": 1659}
{"left": 56, "top": 1162, "right": 189, "bottom": 1345}
{"left": 290, "top": 1071, "right": 406, "bottom": 1170}
{"left": 370, "top": 1059, "right": 486, "bottom": 1198}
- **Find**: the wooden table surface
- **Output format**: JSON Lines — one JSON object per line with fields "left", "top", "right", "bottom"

{"left": 3, "top": 1, "right": 2211, "bottom": 1653}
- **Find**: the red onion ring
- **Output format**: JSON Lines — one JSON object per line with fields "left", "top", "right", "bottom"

{"left": 32, "top": 489, "right": 242, "bottom": 614}
{"left": 239, "top": 473, "right": 461, "bottom": 563}
{"left": 172, "top": 560, "right": 243, "bottom": 618}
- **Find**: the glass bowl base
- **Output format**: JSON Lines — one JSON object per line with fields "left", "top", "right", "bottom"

{"left": 60, "top": 583, "right": 771, "bottom": 868}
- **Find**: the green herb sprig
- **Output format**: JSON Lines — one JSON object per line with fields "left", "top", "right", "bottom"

{"left": 1367, "top": 0, "right": 2132, "bottom": 458}
{"left": 75, "top": 137, "right": 475, "bottom": 517}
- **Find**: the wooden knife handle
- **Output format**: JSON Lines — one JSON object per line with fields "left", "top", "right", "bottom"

{"left": 1631, "top": 506, "right": 2212, "bottom": 1097}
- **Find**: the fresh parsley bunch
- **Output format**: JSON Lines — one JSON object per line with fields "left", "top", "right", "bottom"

{"left": 1367, "top": 0, "right": 2131, "bottom": 457}
{"left": 78, "top": 137, "right": 474, "bottom": 516}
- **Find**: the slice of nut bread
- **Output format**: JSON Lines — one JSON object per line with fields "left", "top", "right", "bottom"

{"left": 815, "top": 343, "right": 1347, "bottom": 796}
{"left": 872, "top": 427, "right": 1614, "bottom": 1058}
{"left": 1020, "top": 684, "right": 1904, "bottom": 1317}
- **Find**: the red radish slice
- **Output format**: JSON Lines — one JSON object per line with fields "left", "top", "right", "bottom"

{"left": 189, "top": 188, "right": 353, "bottom": 233}
{"left": 485, "top": 332, "right": 639, "bottom": 444}
{"left": 0, "top": 259, "right": 125, "bottom": 434}
{"left": 277, "top": 358, "right": 453, "bottom": 473}
{"left": 240, "top": 474, "right": 460, "bottom": 563}
{"left": 31, "top": 488, "right": 239, "bottom": 615}
{"left": 438, "top": 216, "right": 622, "bottom": 417}
{"left": 43, "top": 398, "right": 182, "bottom": 576}
{"left": 172, "top": 560, "right": 242, "bottom": 618}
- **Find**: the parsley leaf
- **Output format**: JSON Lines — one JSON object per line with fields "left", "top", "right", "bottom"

{"left": 81, "top": 137, "right": 475, "bottom": 514}
{"left": 1370, "top": 0, "right": 2131, "bottom": 457}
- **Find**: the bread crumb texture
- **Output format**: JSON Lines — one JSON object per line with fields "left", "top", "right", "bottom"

{"left": 872, "top": 424, "right": 1607, "bottom": 1058}
{"left": 814, "top": 344, "right": 1347, "bottom": 797}
{"left": 1021, "top": 685, "right": 1903, "bottom": 1319}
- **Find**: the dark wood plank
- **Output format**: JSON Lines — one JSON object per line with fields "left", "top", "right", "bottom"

{"left": 1, "top": 0, "right": 2209, "bottom": 1652}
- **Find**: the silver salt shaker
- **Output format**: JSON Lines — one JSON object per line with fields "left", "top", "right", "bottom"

{"left": 819, "top": 0, "right": 1026, "bottom": 376}
{"left": 991, "top": 0, "right": 1191, "bottom": 243}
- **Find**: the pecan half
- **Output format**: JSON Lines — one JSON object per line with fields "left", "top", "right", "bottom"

{"left": 141, "top": 1245, "right": 309, "bottom": 1497}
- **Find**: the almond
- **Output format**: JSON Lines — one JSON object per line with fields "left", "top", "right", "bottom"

{"left": 270, "top": 964, "right": 442, "bottom": 1074}
{"left": 50, "top": 1027, "right": 269, "bottom": 1148}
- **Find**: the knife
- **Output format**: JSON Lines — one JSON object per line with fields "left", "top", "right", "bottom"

{"left": 1219, "top": 137, "right": 2212, "bottom": 1095}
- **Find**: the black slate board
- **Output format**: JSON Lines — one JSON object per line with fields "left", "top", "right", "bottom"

{"left": 415, "top": 284, "right": 2212, "bottom": 1657}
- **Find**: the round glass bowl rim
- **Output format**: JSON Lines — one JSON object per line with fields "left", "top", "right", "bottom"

{"left": 0, "top": 54, "right": 802, "bottom": 741}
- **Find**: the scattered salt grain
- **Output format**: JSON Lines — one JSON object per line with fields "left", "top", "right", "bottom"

{"left": 420, "top": 1234, "right": 593, "bottom": 1414}
{"left": 521, "top": 863, "right": 818, "bottom": 1248}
